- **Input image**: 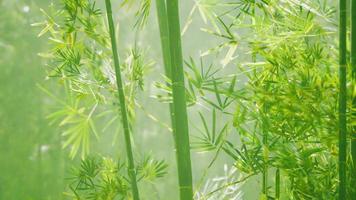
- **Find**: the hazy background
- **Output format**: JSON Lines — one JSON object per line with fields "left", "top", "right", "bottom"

{"left": 0, "top": 0, "right": 65, "bottom": 199}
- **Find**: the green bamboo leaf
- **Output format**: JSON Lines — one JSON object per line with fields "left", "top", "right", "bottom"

{"left": 137, "top": 156, "right": 168, "bottom": 181}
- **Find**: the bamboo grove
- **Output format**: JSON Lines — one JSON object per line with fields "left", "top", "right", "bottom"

{"left": 33, "top": 0, "right": 355, "bottom": 199}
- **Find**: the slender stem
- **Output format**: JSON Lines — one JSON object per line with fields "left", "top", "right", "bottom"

{"left": 351, "top": 0, "right": 356, "bottom": 198}
{"left": 275, "top": 168, "right": 280, "bottom": 200}
{"left": 339, "top": 0, "right": 347, "bottom": 199}
{"left": 104, "top": 1, "right": 140, "bottom": 199}
{"left": 166, "top": 0, "right": 194, "bottom": 199}
{"left": 155, "top": 0, "right": 175, "bottom": 131}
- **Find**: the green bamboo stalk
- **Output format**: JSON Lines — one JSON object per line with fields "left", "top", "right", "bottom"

{"left": 155, "top": 0, "right": 171, "bottom": 78}
{"left": 104, "top": 1, "right": 140, "bottom": 199}
{"left": 166, "top": 0, "right": 194, "bottom": 199}
{"left": 155, "top": 0, "right": 175, "bottom": 130}
{"left": 351, "top": 0, "right": 356, "bottom": 198}
{"left": 339, "top": 0, "right": 347, "bottom": 199}
{"left": 275, "top": 168, "right": 280, "bottom": 200}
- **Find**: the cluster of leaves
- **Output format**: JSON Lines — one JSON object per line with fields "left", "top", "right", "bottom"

{"left": 67, "top": 157, "right": 129, "bottom": 200}
{"left": 154, "top": 56, "right": 241, "bottom": 111}
{"left": 232, "top": 2, "right": 341, "bottom": 199}
{"left": 67, "top": 155, "right": 167, "bottom": 200}
{"left": 178, "top": 0, "right": 348, "bottom": 199}
{"left": 34, "top": 0, "right": 152, "bottom": 158}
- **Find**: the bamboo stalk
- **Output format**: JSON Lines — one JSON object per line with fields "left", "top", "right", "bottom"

{"left": 155, "top": 0, "right": 175, "bottom": 131}
{"left": 339, "top": 0, "right": 347, "bottom": 199}
{"left": 275, "top": 168, "right": 280, "bottom": 200}
{"left": 165, "top": 0, "right": 194, "bottom": 199}
{"left": 155, "top": 0, "right": 171, "bottom": 78}
{"left": 104, "top": 1, "right": 140, "bottom": 199}
{"left": 351, "top": 0, "right": 356, "bottom": 198}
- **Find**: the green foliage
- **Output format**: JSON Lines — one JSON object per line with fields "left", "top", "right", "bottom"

{"left": 34, "top": 0, "right": 110, "bottom": 158}
{"left": 67, "top": 157, "right": 129, "bottom": 200}
{"left": 192, "top": 109, "right": 229, "bottom": 152}
{"left": 30, "top": 0, "right": 354, "bottom": 199}
{"left": 66, "top": 156, "right": 167, "bottom": 199}
{"left": 230, "top": 2, "right": 341, "bottom": 197}
{"left": 135, "top": 0, "right": 152, "bottom": 29}
{"left": 137, "top": 155, "right": 168, "bottom": 181}
{"left": 38, "top": 84, "right": 99, "bottom": 159}
{"left": 34, "top": 0, "right": 153, "bottom": 159}
{"left": 187, "top": 0, "right": 351, "bottom": 199}
{"left": 34, "top": 0, "right": 165, "bottom": 199}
